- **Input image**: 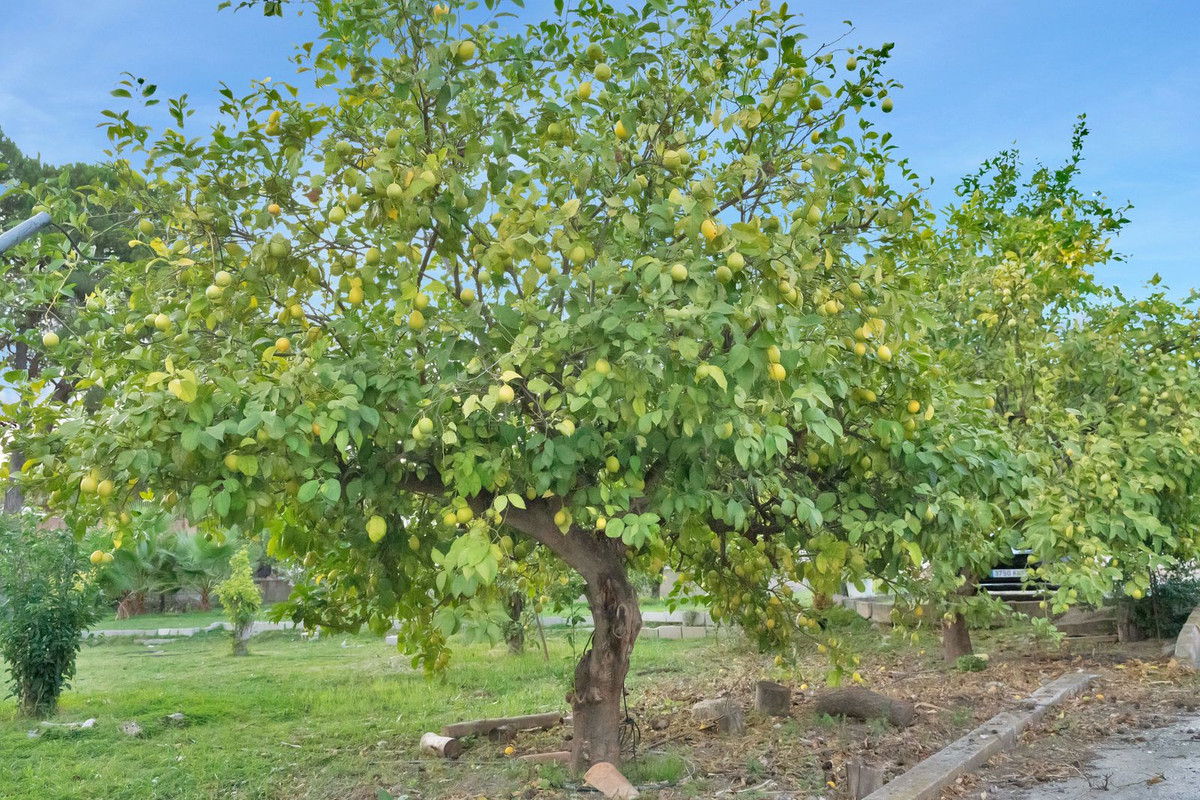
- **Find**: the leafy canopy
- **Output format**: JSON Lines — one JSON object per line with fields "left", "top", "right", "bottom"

{"left": 10, "top": 0, "right": 956, "bottom": 676}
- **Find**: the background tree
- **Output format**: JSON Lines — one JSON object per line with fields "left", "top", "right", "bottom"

{"left": 215, "top": 548, "right": 262, "bottom": 656}
{"left": 96, "top": 526, "right": 180, "bottom": 619}
{"left": 916, "top": 123, "right": 1200, "bottom": 657}
{"left": 0, "top": 125, "right": 133, "bottom": 513}
{"left": 1024, "top": 289, "right": 1200, "bottom": 610}
{"left": 173, "top": 527, "right": 236, "bottom": 611}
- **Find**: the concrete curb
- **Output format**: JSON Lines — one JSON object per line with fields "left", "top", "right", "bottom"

{"left": 83, "top": 620, "right": 302, "bottom": 639}
{"left": 863, "top": 671, "right": 1099, "bottom": 800}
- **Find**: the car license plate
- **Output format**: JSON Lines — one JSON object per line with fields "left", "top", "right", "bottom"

{"left": 990, "top": 568, "right": 1025, "bottom": 579}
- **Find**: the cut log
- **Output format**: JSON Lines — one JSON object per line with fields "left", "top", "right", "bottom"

{"left": 518, "top": 750, "right": 571, "bottom": 764}
{"left": 813, "top": 687, "right": 915, "bottom": 728}
{"left": 846, "top": 757, "right": 885, "bottom": 799}
{"left": 419, "top": 731, "right": 463, "bottom": 759}
{"left": 754, "top": 680, "right": 792, "bottom": 716}
{"left": 440, "top": 711, "right": 563, "bottom": 738}
{"left": 691, "top": 697, "right": 746, "bottom": 734}
{"left": 584, "top": 761, "right": 640, "bottom": 799}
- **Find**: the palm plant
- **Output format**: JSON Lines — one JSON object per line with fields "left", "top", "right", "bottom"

{"left": 96, "top": 533, "right": 180, "bottom": 619}
{"left": 172, "top": 531, "right": 234, "bottom": 611}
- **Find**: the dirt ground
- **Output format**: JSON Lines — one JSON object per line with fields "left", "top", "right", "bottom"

{"left": 408, "top": 621, "right": 1200, "bottom": 799}
{"left": 941, "top": 642, "right": 1200, "bottom": 800}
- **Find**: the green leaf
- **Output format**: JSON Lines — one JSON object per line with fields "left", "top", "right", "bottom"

{"left": 298, "top": 479, "right": 321, "bottom": 503}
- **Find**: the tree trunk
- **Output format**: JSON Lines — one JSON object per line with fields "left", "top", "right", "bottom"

{"left": 199, "top": 587, "right": 211, "bottom": 612}
{"left": 941, "top": 568, "right": 977, "bottom": 662}
{"left": 397, "top": 478, "right": 643, "bottom": 777}
{"left": 506, "top": 591, "right": 525, "bottom": 654}
{"left": 116, "top": 591, "right": 147, "bottom": 620}
{"left": 941, "top": 612, "right": 973, "bottom": 661}
{"left": 4, "top": 325, "right": 34, "bottom": 514}
{"left": 20, "top": 679, "right": 41, "bottom": 718}
{"left": 232, "top": 624, "right": 250, "bottom": 656}
{"left": 569, "top": 562, "right": 641, "bottom": 774}
{"left": 4, "top": 446, "right": 24, "bottom": 514}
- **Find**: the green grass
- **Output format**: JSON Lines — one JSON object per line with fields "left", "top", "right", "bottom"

{"left": 0, "top": 628, "right": 728, "bottom": 799}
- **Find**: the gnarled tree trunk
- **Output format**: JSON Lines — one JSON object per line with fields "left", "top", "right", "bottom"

{"left": 401, "top": 475, "right": 644, "bottom": 777}
{"left": 569, "top": 560, "right": 641, "bottom": 774}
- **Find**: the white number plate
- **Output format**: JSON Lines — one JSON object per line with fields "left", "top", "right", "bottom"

{"left": 990, "top": 568, "right": 1025, "bottom": 579}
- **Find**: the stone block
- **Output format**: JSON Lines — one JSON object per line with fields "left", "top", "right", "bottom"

{"left": 1174, "top": 606, "right": 1200, "bottom": 668}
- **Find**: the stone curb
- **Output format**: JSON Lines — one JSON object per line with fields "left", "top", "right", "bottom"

{"left": 863, "top": 671, "right": 1099, "bottom": 800}
{"left": 82, "top": 620, "right": 301, "bottom": 639}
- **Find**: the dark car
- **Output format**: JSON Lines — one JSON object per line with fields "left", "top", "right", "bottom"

{"left": 979, "top": 551, "right": 1056, "bottom": 600}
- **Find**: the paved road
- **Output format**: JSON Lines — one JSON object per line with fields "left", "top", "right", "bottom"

{"left": 986, "top": 714, "right": 1200, "bottom": 800}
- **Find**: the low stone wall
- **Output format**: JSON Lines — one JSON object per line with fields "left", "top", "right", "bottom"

{"left": 254, "top": 576, "right": 293, "bottom": 603}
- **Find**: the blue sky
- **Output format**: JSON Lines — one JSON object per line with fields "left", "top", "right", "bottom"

{"left": 2, "top": 1, "right": 1197, "bottom": 295}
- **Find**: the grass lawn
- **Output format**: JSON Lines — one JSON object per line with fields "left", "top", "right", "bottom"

{"left": 0, "top": 627, "right": 732, "bottom": 799}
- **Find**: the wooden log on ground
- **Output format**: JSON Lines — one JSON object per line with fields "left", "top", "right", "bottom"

{"left": 441, "top": 711, "right": 563, "bottom": 738}
{"left": 584, "top": 761, "right": 640, "bottom": 799}
{"left": 846, "top": 757, "right": 885, "bottom": 799}
{"left": 419, "top": 731, "right": 463, "bottom": 759}
{"left": 754, "top": 680, "right": 792, "bottom": 716}
{"left": 518, "top": 750, "right": 571, "bottom": 764}
{"left": 813, "top": 687, "right": 915, "bottom": 728}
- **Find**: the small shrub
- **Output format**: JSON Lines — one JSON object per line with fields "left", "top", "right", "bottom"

{"left": 214, "top": 549, "right": 262, "bottom": 656}
{"left": 1030, "top": 616, "right": 1066, "bottom": 648}
{"left": 0, "top": 515, "right": 100, "bottom": 717}
{"left": 954, "top": 654, "right": 988, "bottom": 672}
{"left": 1125, "top": 567, "right": 1200, "bottom": 639}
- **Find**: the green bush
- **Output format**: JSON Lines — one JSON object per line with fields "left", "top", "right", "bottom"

{"left": 0, "top": 515, "right": 100, "bottom": 716}
{"left": 1126, "top": 566, "right": 1200, "bottom": 639}
{"left": 215, "top": 548, "right": 261, "bottom": 656}
{"left": 954, "top": 654, "right": 989, "bottom": 672}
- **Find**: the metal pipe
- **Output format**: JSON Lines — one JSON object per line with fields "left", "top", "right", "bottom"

{"left": 0, "top": 211, "right": 52, "bottom": 255}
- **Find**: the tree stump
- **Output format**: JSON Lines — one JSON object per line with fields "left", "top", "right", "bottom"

{"left": 754, "top": 680, "right": 791, "bottom": 716}
{"left": 691, "top": 697, "right": 746, "bottom": 734}
{"left": 419, "top": 731, "right": 463, "bottom": 759}
{"left": 846, "top": 757, "right": 885, "bottom": 799}
{"left": 813, "top": 687, "right": 915, "bottom": 728}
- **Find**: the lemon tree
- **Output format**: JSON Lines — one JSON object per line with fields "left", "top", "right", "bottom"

{"left": 916, "top": 124, "right": 1200, "bottom": 657}
{"left": 14, "top": 0, "right": 969, "bottom": 770}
